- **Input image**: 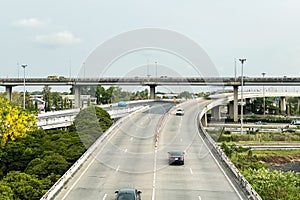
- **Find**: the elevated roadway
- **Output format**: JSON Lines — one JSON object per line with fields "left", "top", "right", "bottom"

{"left": 52, "top": 100, "right": 246, "bottom": 200}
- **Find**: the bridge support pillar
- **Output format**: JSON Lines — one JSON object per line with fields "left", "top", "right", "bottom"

{"left": 298, "top": 97, "right": 300, "bottom": 115}
{"left": 149, "top": 85, "right": 157, "bottom": 99}
{"left": 212, "top": 105, "right": 221, "bottom": 120}
{"left": 233, "top": 86, "right": 239, "bottom": 122}
{"left": 280, "top": 97, "right": 286, "bottom": 114}
{"left": 228, "top": 101, "right": 234, "bottom": 119}
{"left": 201, "top": 113, "right": 208, "bottom": 127}
{"left": 74, "top": 85, "right": 81, "bottom": 108}
{"left": 5, "top": 86, "right": 13, "bottom": 101}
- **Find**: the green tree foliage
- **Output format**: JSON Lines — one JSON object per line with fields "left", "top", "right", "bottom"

{"left": 243, "top": 168, "right": 300, "bottom": 200}
{"left": 42, "top": 86, "right": 52, "bottom": 111}
{"left": 221, "top": 142, "right": 300, "bottom": 199}
{"left": 0, "top": 181, "right": 13, "bottom": 200}
{"left": 74, "top": 106, "right": 113, "bottom": 147}
{"left": 25, "top": 153, "right": 69, "bottom": 178}
{"left": 0, "top": 97, "right": 113, "bottom": 199}
{"left": 3, "top": 171, "right": 48, "bottom": 200}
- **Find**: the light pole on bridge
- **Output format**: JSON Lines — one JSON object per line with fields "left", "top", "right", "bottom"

{"left": 262, "top": 72, "right": 266, "bottom": 117}
{"left": 21, "top": 64, "right": 27, "bottom": 109}
{"left": 239, "top": 58, "right": 246, "bottom": 134}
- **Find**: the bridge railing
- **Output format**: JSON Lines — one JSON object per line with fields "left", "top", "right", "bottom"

{"left": 198, "top": 99, "right": 262, "bottom": 200}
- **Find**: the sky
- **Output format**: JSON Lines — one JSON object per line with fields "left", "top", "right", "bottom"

{"left": 1, "top": 0, "right": 300, "bottom": 92}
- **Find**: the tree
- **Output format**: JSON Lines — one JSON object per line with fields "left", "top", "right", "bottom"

{"left": 42, "top": 86, "right": 52, "bottom": 112}
{"left": 74, "top": 106, "right": 112, "bottom": 147}
{"left": 0, "top": 98, "right": 36, "bottom": 146}
{"left": 3, "top": 171, "right": 47, "bottom": 200}
{"left": 0, "top": 181, "right": 13, "bottom": 200}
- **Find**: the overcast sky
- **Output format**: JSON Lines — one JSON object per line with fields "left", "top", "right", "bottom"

{"left": 1, "top": 0, "right": 300, "bottom": 84}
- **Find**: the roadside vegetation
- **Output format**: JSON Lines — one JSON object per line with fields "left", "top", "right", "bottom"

{"left": 220, "top": 143, "right": 300, "bottom": 200}
{"left": 0, "top": 98, "right": 113, "bottom": 200}
{"left": 207, "top": 122, "right": 300, "bottom": 200}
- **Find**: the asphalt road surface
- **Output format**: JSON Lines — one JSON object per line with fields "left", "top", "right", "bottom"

{"left": 54, "top": 100, "right": 243, "bottom": 200}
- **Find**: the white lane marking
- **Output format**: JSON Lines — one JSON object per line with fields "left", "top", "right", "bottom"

{"left": 103, "top": 193, "right": 107, "bottom": 200}
{"left": 124, "top": 148, "right": 128, "bottom": 152}
{"left": 116, "top": 165, "right": 120, "bottom": 172}
{"left": 130, "top": 137, "right": 133, "bottom": 141}
{"left": 180, "top": 138, "right": 183, "bottom": 142}
{"left": 152, "top": 148, "right": 158, "bottom": 200}
{"left": 190, "top": 168, "right": 193, "bottom": 175}
{"left": 198, "top": 196, "right": 201, "bottom": 200}
{"left": 197, "top": 126, "right": 243, "bottom": 200}
{"left": 62, "top": 126, "right": 121, "bottom": 199}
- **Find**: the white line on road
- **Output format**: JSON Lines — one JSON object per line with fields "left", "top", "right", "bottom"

{"left": 103, "top": 193, "right": 107, "bottom": 200}
{"left": 190, "top": 168, "right": 193, "bottom": 175}
{"left": 197, "top": 126, "right": 243, "bottom": 200}
{"left": 124, "top": 148, "right": 128, "bottom": 152}
{"left": 130, "top": 137, "right": 133, "bottom": 141}
{"left": 116, "top": 165, "right": 120, "bottom": 172}
{"left": 198, "top": 196, "right": 201, "bottom": 200}
{"left": 152, "top": 148, "right": 158, "bottom": 200}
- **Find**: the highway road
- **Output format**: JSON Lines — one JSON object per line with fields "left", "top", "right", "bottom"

{"left": 54, "top": 100, "right": 244, "bottom": 200}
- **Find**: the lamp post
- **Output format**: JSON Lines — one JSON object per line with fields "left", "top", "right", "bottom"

{"left": 21, "top": 64, "right": 27, "bottom": 109}
{"left": 239, "top": 58, "right": 246, "bottom": 134}
{"left": 155, "top": 61, "right": 158, "bottom": 81}
{"left": 262, "top": 72, "right": 266, "bottom": 117}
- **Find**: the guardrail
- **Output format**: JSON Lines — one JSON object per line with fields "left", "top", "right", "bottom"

{"left": 198, "top": 102, "right": 262, "bottom": 200}
{"left": 37, "top": 106, "right": 145, "bottom": 130}
{"left": 40, "top": 105, "right": 150, "bottom": 200}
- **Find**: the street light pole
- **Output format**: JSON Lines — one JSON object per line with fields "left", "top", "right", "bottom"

{"left": 155, "top": 61, "right": 158, "bottom": 81}
{"left": 21, "top": 64, "right": 27, "bottom": 109}
{"left": 239, "top": 58, "right": 246, "bottom": 134}
{"left": 262, "top": 72, "right": 266, "bottom": 117}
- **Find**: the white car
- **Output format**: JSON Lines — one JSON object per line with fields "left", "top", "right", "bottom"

{"left": 175, "top": 108, "right": 184, "bottom": 116}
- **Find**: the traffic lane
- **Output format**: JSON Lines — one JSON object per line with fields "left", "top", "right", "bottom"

{"left": 155, "top": 100, "right": 241, "bottom": 200}
{"left": 55, "top": 108, "right": 163, "bottom": 200}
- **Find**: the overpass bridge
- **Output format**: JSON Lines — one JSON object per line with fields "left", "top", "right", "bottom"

{"left": 1, "top": 76, "right": 300, "bottom": 108}
{"left": 2, "top": 77, "right": 300, "bottom": 124}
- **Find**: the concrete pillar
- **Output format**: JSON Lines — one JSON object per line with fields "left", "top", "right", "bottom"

{"left": 149, "top": 85, "right": 156, "bottom": 99}
{"left": 74, "top": 85, "right": 81, "bottom": 108}
{"left": 5, "top": 86, "right": 13, "bottom": 101}
{"left": 212, "top": 105, "right": 221, "bottom": 120}
{"left": 298, "top": 97, "right": 300, "bottom": 115}
{"left": 201, "top": 113, "right": 208, "bottom": 127}
{"left": 228, "top": 101, "right": 234, "bottom": 119}
{"left": 233, "top": 86, "right": 239, "bottom": 122}
{"left": 280, "top": 97, "right": 286, "bottom": 114}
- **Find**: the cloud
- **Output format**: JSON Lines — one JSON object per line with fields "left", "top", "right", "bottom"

{"left": 35, "top": 31, "right": 82, "bottom": 47}
{"left": 13, "top": 18, "right": 47, "bottom": 28}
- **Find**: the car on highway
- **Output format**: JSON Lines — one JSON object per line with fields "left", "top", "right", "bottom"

{"left": 168, "top": 151, "right": 185, "bottom": 165}
{"left": 255, "top": 121, "right": 267, "bottom": 125}
{"left": 115, "top": 188, "right": 142, "bottom": 200}
{"left": 282, "top": 129, "right": 296, "bottom": 133}
{"left": 175, "top": 108, "right": 184, "bottom": 116}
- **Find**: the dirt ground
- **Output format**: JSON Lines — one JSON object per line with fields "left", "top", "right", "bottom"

{"left": 263, "top": 155, "right": 300, "bottom": 173}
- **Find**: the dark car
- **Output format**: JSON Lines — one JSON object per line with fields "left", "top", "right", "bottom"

{"left": 282, "top": 129, "right": 296, "bottom": 133}
{"left": 168, "top": 151, "right": 184, "bottom": 165}
{"left": 115, "top": 188, "right": 142, "bottom": 200}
